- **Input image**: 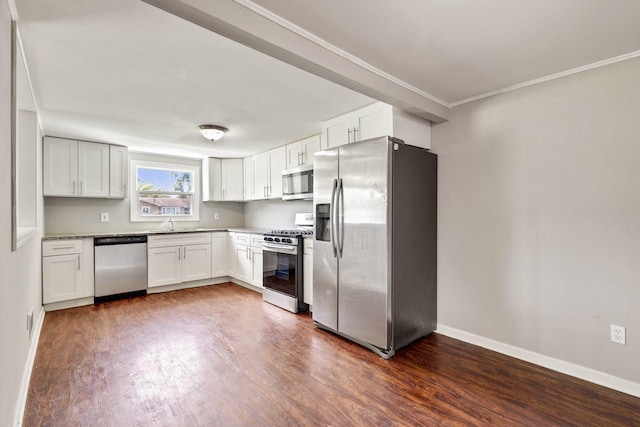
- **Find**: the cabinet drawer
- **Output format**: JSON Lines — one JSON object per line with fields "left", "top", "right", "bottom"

{"left": 148, "top": 232, "right": 212, "bottom": 248}
{"left": 235, "top": 233, "right": 251, "bottom": 246}
{"left": 250, "top": 234, "right": 263, "bottom": 248}
{"left": 43, "top": 239, "right": 83, "bottom": 256}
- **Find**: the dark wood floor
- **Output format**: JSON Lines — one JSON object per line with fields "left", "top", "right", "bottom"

{"left": 25, "top": 283, "right": 639, "bottom": 426}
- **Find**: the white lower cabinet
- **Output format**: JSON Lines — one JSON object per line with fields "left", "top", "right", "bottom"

{"left": 227, "top": 232, "right": 263, "bottom": 287}
{"left": 211, "top": 232, "right": 228, "bottom": 278}
{"left": 250, "top": 247, "right": 263, "bottom": 288}
{"left": 147, "top": 233, "right": 212, "bottom": 288}
{"left": 148, "top": 246, "right": 182, "bottom": 287}
{"left": 42, "top": 239, "right": 94, "bottom": 305}
{"left": 181, "top": 244, "right": 213, "bottom": 282}
{"left": 303, "top": 239, "right": 313, "bottom": 305}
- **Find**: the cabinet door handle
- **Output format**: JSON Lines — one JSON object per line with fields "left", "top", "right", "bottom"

{"left": 183, "top": 247, "right": 187, "bottom": 259}
{"left": 347, "top": 128, "right": 353, "bottom": 143}
{"left": 222, "top": 189, "right": 226, "bottom": 200}
{"left": 80, "top": 181, "right": 83, "bottom": 195}
{"left": 52, "top": 245, "right": 75, "bottom": 250}
{"left": 123, "top": 183, "right": 127, "bottom": 195}
{"left": 77, "top": 255, "right": 81, "bottom": 270}
{"left": 178, "top": 247, "right": 181, "bottom": 260}
{"left": 72, "top": 180, "right": 76, "bottom": 195}
{"left": 353, "top": 127, "right": 359, "bottom": 142}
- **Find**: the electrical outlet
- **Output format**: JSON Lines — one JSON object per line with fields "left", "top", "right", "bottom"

{"left": 611, "top": 324, "right": 626, "bottom": 345}
{"left": 214, "top": 212, "right": 220, "bottom": 220}
{"left": 100, "top": 212, "right": 109, "bottom": 223}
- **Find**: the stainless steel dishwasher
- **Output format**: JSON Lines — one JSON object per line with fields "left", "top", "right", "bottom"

{"left": 94, "top": 235, "right": 148, "bottom": 301}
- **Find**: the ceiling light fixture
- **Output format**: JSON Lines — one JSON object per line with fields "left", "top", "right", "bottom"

{"left": 198, "top": 124, "right": 228, "bottom": 141}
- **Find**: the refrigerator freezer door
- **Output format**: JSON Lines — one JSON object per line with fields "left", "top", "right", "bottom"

{"left": 312, "top": 149, "right": 339, "bottom": 330}
{"left": 337, "top": 137, "right": 391, "bottom": 349}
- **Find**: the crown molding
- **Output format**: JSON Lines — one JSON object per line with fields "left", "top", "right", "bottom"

{"left": 451, "top": 49, "right": 640, "bottom": 107}
{"left": 232, "top": 0, "right": 449, "bottom": 108}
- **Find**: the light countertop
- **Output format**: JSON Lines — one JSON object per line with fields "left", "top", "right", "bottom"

{"left": 43, "top": 227, "right": 271, "bottom": 241}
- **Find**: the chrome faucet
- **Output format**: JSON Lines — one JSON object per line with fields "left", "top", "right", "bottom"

{"left": 168, "top": 218, "right": 174, "bottom": 230}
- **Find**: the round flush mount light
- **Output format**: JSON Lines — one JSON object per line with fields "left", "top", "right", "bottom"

{"left": 198, "top": 124, "right": 228, "bottom": 141}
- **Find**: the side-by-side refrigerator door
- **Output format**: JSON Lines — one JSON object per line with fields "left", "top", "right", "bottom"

{"left": 337, "top": 138, "right": 391, "bottom": 350}
{"left": 312, "top": 148, "right": 339, "bottom": 330}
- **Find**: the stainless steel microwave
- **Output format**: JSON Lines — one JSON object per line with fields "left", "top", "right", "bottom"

{"left": 282, "top": 164, "right": 313, "bottom": 200}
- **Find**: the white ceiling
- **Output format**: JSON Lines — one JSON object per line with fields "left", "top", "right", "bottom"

{"left": 15, "top": 0, "right": 640, "bottom": 158}
{"left": 248, "top": 0, "right": 640, "bottom": 104}
{"left": 15, "top": 0, "right": 373, "bottom": 158}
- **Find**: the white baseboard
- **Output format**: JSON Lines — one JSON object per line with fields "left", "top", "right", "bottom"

{"left": 14, "top": 307, "right": 45, "bottom": 426}
{"left": 229, "top": 278, "right": 264, "bottom": 294}
{"left": 436, "top": 324, "right": 640, "bottom": 398}
{"left": 146, "top": 277, "right": 230, "bottom": 294}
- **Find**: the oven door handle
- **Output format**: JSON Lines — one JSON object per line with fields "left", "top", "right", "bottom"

{"left": 262, "top": 243, "right": 298, "bottom": 255}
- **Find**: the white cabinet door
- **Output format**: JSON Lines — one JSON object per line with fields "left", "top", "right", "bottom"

{"left": 235, "top": 246, "right": 251, "bottom": 282}
{"left": 301, "top": 134, "right": 321, "bottom": 165}
{"left": 303, "top": 251, "right": 313, "bottom": 305}
{"left": 227, "top": 233, "right": 237, "bottom": 276}
{"left": 42, "top": 254, "right": 83, "bottom": 304}
{"left": 204, "top": 158, "right": 222, "bottom": 201}
{"left": 221, "top": 159, "right": 244, "bottom": 201}
{"left": 182, "top": 244, "right": 212, "bottom": 282}
{"left": 243, "top": 157, "right": 253, "bottom": 201}
{"left": 252, "top": 152, "right": 269, "bottom": 200}
{"left": 285, "top": 141, "right": 302, "bottom": 170}
{"left": 109, "top": 145, "right": 129, "bottom": 198}
{"left": 148, "top": 246, "right": 182, "bottom": 287}
{"left": 268, "top": 146, "right": 286, "bottom": 199}
{"left": 356, "top": 103, "right": 393, "bottom": 141}
{"left": 322, "top": 116, "right": 353, "bottom": 150}
{"left": 250, "top": 248, "right": 263, "bottom": 288}
{"left": 43, "top": 137, "right": 78, "bottom": 196}
{"left": 211, "top": 233, "right": 228, "bottom": 278}
{"left": 78, "top": 141, "right": 109, "bottom": 197}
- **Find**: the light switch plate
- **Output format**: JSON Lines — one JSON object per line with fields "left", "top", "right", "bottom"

{"left": 100, "top": 212, "right": 109, "bottom": 223}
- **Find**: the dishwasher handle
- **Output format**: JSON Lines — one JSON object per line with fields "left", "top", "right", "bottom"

{"left": 94, "top": 235, "right": 148, "bottom": 246}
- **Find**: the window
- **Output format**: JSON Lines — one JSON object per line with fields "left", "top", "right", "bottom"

{"left": 130, "top": 160, "right": 200, "bottom": 222}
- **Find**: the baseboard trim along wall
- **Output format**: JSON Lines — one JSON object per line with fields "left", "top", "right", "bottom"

{"left": 436, "top": 324, "right": 640, "bottom": 398}
{"left": 14, "top": 307, "right": 45, "bottom": 427}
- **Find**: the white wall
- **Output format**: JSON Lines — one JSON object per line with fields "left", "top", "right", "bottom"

{"left": 244, "top": 199, "right": 312, "bottom": 229}
{"left": 1, "top": 2, "right": 45, "bottom": 424}
{"left": 44, "top": 152, "right": 245, "bottom": 234}
{"left": 432, "top": 57, "right": 640, "bottom": 384}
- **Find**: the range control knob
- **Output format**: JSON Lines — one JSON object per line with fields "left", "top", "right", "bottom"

{"left": 265, "top": 237, "right": 273, "bottom": 242}
{"left": 285, "top": 238, "right": 292, "bottom": 243}
{"left": 274, "top": 238, "right": 280, "bottom": 242}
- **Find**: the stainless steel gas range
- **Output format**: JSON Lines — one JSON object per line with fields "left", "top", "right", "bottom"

{"left": 262, "top": 214, "right": 313, "bottom": 313}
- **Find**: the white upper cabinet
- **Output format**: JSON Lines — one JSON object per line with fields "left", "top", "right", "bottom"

{"left": 203, "top": 158, "right": 244, "bottom": 202}
{"left": 251, "top": 151, "right": 269, "bottom": 200}
{"left": 243, "top": 157, "right": 253, "bottom": 201}
{"left": 43, "top": 137, "right": 78, "bottom": 196}
{"left": 285, "top": 134, "right": 321, "bottom": 169}
{"left": 44, "top": 136, "right": 124, "bottom": 198}
{"left": 221, "top": 159, "right": 244, "bottom": 201}
{"left": 321, "top": 102, "right": 431, "bottom": 150}
{"left": 268, "top": 146, "right": 286, "bottom": 199}
{"left": 251, "top": 147, "right": 285, "bottom": 200}
{"left": 109, "top": 145, "right": 129, "bottom": 198}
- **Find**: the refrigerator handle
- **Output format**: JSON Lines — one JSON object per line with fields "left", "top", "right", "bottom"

{"left": 330, "top": 178, "right": 338, "bottom": 258}
{"left": 337, "top": 178, "right": 344, "bottom": 258}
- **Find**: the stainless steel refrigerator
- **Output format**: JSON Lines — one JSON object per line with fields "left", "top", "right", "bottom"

{"left": 313, "top": 136, "right": 437, "bottom": 359}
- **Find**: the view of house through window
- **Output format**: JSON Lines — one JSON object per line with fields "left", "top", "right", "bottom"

{"left": 130, "top": 160, "right": 200, "bottom": 222}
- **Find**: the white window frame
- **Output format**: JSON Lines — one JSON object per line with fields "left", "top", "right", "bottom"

{"left": 130, "top": 159, "right": 200, "bottom": 222}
